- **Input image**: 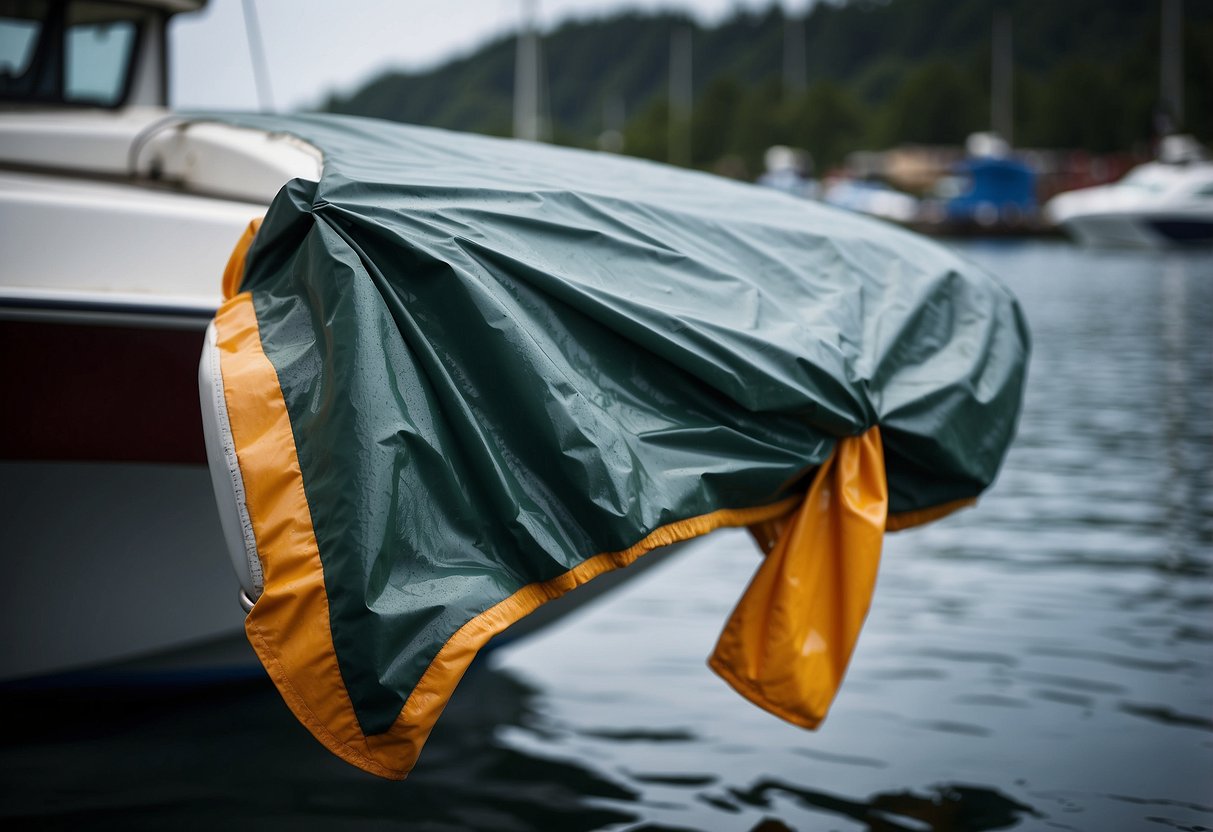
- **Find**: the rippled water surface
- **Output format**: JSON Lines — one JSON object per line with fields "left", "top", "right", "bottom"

{"left": 3, "top": 241, "right": 1211, "bottom": 830}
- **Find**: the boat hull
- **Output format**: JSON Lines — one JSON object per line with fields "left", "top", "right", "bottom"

{"left": 0, "top": 458, "right": 250, "bottom": 682}
{"left": 1060, "top": 212, "right": 1213, "bottom": 248}
{"left": 0, "top": 313, "right": 253, "bottom": 683}
{"left": 1, "top": 309, "right": 679, "bottom": 684}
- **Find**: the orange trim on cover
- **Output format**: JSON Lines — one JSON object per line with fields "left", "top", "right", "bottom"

{"left": 886, "top": 496, "right": 976, "bottom": 531}
{"left": 222, "top": 218, "right": 262, "bottom": 300}
{"left": 365, "top": 494, "right": 803, "bottom": 775}
{"left": 215, "top": 292, "right": 399, "bottom": 776}
{"left": 218, "top": 223, "right": 401, "bottom": 775}
{"left": 218, "top": 222, "right": 397, "bottom": 776}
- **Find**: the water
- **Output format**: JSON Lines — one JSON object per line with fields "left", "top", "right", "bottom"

{"left": 3, "top": 241, "right": 1211, "bottom": 831}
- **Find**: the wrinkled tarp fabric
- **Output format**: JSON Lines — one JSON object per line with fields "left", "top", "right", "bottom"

{"left": 205, "top": 113, "right": 1029, "bottom": 778}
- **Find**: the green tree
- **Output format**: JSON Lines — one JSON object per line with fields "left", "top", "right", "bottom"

{"left": 623, "top": 97, "right": 671, "bottom": 163}
{"left": 733, "top": 78, "right": 789, "bottom": 174}
{"left": 1187, "top": 20, "right": 1213, "bottom": 140}
{"left": 784, "top": 81, "right": 871, "bottom": 170}
{"left": 879, "top": 60, "right": 985, "bottom": 145}
{"left": 325, "top": 0, "right": 1213, "bottom": 157}
{"left": 691, "top": 76, "right": 744, "bottom": 167}
{"left": 1022, "top": 61, "right": 1124, "bottom": 152}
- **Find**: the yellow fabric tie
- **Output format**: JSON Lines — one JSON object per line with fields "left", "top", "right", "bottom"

{"left": 709, "top": 426, "right": 888, "bottom": 729}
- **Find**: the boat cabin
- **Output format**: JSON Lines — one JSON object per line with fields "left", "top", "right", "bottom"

{"left": 0, "top": 0, "right": 202, "bottom": 110}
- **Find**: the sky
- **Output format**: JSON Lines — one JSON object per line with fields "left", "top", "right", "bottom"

{"left": 170, "top": 0, "right": 812, "bottom": 112}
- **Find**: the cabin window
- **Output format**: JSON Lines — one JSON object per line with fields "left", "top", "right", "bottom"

{"left": 64, "top": 3, "right": 135, "bottom": 105}
{"left": 0, "top": 1, "right": 46, "bottom": 90}
{"left": 0, "top": 0, "right": 146, "bottom": 107}
{"left": 1120, "top": 169, "right": 1168, "bottom": 194}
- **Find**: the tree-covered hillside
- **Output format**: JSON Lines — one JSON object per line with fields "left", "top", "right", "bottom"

{"left": 324, "top": 0, "right": 1212, "bottom": 175}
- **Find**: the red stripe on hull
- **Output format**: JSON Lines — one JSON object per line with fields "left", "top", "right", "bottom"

{"left": 0, "top": 319, "right": 208, "bottom": 464}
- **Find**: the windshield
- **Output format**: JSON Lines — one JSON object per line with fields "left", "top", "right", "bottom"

{"left": 0, "top": 0, "right": 48, "bottom": 95}
{"left": 0, "top": 0, "right": 148, "bottom": 107}
{"left": 1119, "top": 167, "right": 1171, "bottom": 194}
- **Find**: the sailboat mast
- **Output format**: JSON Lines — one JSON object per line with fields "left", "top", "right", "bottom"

{"left": 783, "top": 12, "right": 806, "bottom": 95}
{"left": 1160, "top": 0, "right": 1184, "bottom": 130}
{"left": 242, "top": 0, "right": 275, "bottom": 113}
{"left": 514, "top": 0, "right": 541, "bottom": 141}
{"left": 668, "top": 25, "right": 693, "bottom": 166}
{"left": 991, "top": 9, "right": 1013, "bottom": 145}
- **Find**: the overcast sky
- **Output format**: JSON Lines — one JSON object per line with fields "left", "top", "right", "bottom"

{"left": 170, "top": 0, "right": 812, "bottom": 112}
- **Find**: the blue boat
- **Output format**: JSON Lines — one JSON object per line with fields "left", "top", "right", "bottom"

{"left": 943, "top": 156, "right": 1038, "bottom": 228}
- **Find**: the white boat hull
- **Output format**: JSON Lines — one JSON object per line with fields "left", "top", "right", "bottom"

{"left": 0, "top": 460, "right": 251, "bottom": 682}
{"left": 1059, "top": 212, "right": 1213, "bottom": 248}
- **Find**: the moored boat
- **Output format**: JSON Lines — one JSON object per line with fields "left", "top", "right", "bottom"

{"left": 0, "top": 0, "right": 318, "bottom": 684}
{"left": 0, "top": 0, "right": 691, "bottom": 685}
{"left": 4, "top": 3, "right": 1029, "bottom": 783}
{"left": 1045, "top": 135, "right": 1213, "bottom": 248}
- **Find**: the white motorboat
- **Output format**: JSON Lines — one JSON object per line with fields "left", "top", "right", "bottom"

{"left": 0, "top": 0, "right": 325, "bottom": 684}
{"left": 1045, "top": 136, "right": 1213, "bottom": 248}
{"left": 0, "top": 0, "right": 677, "bottom": 685}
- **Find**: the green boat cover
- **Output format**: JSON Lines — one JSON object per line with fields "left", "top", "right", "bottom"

{"left": 204, "top": 113, "right": 1029, "bottom": 779}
